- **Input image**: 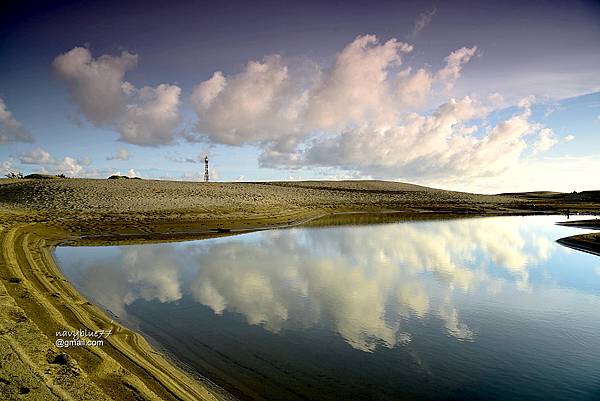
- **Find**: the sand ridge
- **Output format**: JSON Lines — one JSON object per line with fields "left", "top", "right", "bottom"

{"left": 0, "top": 178, "right": 518, "bottom": 213}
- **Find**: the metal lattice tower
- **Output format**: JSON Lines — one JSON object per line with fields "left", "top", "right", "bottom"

{"left": 204, "top": 155, "right": 209, "bottom": 182}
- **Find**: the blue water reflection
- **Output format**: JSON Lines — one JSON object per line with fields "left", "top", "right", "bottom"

{"left": 56, "top": 215, "right": 600, "bottom": 401}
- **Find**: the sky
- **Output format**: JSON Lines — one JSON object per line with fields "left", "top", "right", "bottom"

{"left": 1, "top": 0, "right": 599, "bottom": 193}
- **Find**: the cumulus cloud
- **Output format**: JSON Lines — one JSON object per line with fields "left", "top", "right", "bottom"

{"left": 191, "top": 55, "right": 293, "bottom": 144}
{"left": 188, "top": 35, "right": 568, "bottom": 183}
{"left": 532, "top": 128, "right": 558, "bottom": 154}
{"left": 126, "top": 168, "right": 139, "bottom": 178}
{"left": 54, "top": 157, "right": 84, "bottom": 176}
{"left": 120, "top": 84, "right": 181, "bottom": 146}
{"left": 264, "top": 96, "right": 540, "bottom": 181}
{"left": 53, "top": 47, "right": 181, "bottom": 146}
{"left": 190, "top": 35, "right": 413, "bottom": 145}
{"left": 304, "top": 35, "right": 413, "bottom": 130}
{"left": 19, "top": 148, "right": 84, "bottom": 176}
{"left": 435, "top": 46, "right": 478, "bottom": 91}
{"left": 53, "top": 47, "right": 138, "bottom": 125}
{"left": 397, "top": 68, "right": 433, "bottom": 108}
{"left": 20, "top": 148, "right": 54, "bottom": 164}
{"left": 107, "top": 148, "right": 130, "bottom": 160}
{"left": 0, "top": 97, "right": 34, "bottom": 144}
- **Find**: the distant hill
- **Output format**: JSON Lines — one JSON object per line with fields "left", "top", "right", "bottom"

{"left": 262, "top": 180, "right": 440, "bottom": 192}
{"left": 24, "top": 174, "right": 64, "bottom": 179}
{"left": 108, "top": 175, "right": 142, "bottom": 180}
{"left": 501, "top": 190, "right": 600, "bottom": 202}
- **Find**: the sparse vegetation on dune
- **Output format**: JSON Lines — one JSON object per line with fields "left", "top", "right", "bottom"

{"left": 1, "top": 178, "right": 597, "bottom": 216}
{"left": 107, "top": 175, "right": 142, "bottom": 180}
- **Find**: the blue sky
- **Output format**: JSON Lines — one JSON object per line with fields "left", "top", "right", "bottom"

{"left": 1, "top": 0, "right": 599, "bottom": 192}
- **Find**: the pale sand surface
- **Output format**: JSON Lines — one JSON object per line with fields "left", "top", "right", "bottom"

{"left": 0, "top": 178, "right": 597, "bottom": 400}
{"left": 0, "top": 178, "right": 513, "bottom": 213}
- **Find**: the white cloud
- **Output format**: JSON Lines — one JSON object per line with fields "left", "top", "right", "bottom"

{"left": 564, "top": 134, "right": 575, "bottom": 142}
{"left": 397, "top": 68, "right": 433, "bottom": 108}
{"left": 20, "top": 148, "right": 54, "bottom": 164}
{"left": 107, "top": 148, "right": 130, "bottom": 160}
{"left": 191, "top": 55, "right": 293, "bottom": 144}
{"left": 264, "top": 96, "right": 541, "bottom": 182}
{"left": 126, "top": 168, "right": 139, "bottom": 178}
{"left": 487, "top": 93, "right": 505, "bottom": 107}
{"left": 190, "top": 35, "right": 414, "bottom": 145}
{"left": 53, "top": 47, "right": 138, "bottom": 125}
{"left": 189, "top": 35, "right": 583, "bottom": 186}
{"left": 55, "top": 157, "right": 84, "bottom": 176}
{"left": 120, "top": 84, "right": 181, "bottom": 146}
{"left": 53, "top": 47, "right": 181, "bottom": 146}
{"left": 431, "top": 155, "right": 600, "bottom": 194}
{"left": 435, "top": 46, "right": 478, "bottom": 91}
{"left": 304, "top": 35, "right": 413, "bottom": 130}
{"left": 532, "top": 128, "right": 558, "bottom": 154}
{"left": 190, "top": 36, "right": 550, "bottom": 182}
{"left": 190, "top": 71, "right": 226, "bottom": 110}
{"left": 19, "top": 148, "right": 83, "bottom": 176}
{"left": 411, "top": 7, "right": 436, "bottom": 37}
{"left": 0, "top": 97, "right": 33, "bottom": 144}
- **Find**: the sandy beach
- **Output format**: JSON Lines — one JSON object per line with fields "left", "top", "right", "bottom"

{"left": 0, "top": 178, "right": 598, "bottom": 400}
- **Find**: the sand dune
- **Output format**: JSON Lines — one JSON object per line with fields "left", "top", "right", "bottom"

{"left": 0, "top": 178, "right": 518, "bottom": 214}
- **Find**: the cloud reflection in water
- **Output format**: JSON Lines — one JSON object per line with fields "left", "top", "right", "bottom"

{"left": 71, "top": 216, "right": 556, "bottom": 352}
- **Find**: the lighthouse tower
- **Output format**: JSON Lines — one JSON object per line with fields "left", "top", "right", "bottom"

{"left": 204, "top": 155, "right": 209, "bottom": 182}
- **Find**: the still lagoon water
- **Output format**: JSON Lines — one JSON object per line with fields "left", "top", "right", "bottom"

{"left": 56, "top": 215, "right": 600, "bottom": 400}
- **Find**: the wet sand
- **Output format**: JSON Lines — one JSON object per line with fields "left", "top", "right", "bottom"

{"left": 0, "top": 178, "right": 597, "bottom": 400}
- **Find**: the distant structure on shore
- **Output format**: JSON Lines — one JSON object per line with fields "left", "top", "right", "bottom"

{"left": 204, "top": 155, "right": 209, "bottom": 182}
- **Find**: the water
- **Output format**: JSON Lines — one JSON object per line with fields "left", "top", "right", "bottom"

{"left": 55, "top": 215, "right": 600, "bottom": 401}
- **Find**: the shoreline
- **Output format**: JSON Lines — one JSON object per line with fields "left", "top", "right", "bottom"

{"left": 556, "top": 235, "right": 600, "bottom": 256}
{"left": 1, "top": 222, "right": 230, "bottom": 401}
{"left": 0, "top": 178, "right": 598, "bottom": 400}
{"left": 556, "top": 219, "right": 600, "bottom": 256}
{"left": 0, "top": 206, "right": 332, "bottom": 401}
